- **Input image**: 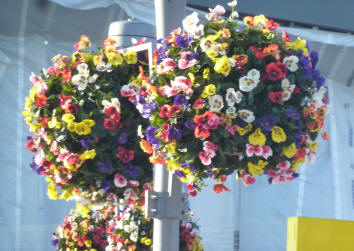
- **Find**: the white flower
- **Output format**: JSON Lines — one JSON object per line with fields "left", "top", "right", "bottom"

{"left": 72, "top": 73, "right": 87, "bottom": 85}
{"left": 124, "top": 224, "right": 134, "bottom": 233}
{"left": 226, "top": 106, "right": 237, "bottom": 119}
{"left": 183, "top": 12, "right": 199, "bottom": 33}
{"left": 228, "top": 57, "right": 236, "bottom": 67}
{"left": 130, "top": 231, "right": 138, "bottom": 242}
{"left": 235, "top": 90, "right": 243, "bottom": 103}
{"left": 208, "top": 95, "right": 224, "bottom": 112}
{"left": 77, "top": 63, "right": 89, "bottom": 75}
{"left": 88, "top": 74, "right": 98, "bottom": 83}
{"left": 238, "top": 109, "right": 255, "bottom": 123}
{"left": 190, "top": 24, "right": 204, "bottom": 38}
{"left": 247, "top": 69, "right": 260, "bottom": 80}
{"left": 228, "top": 0, "right": 238, "bottom": 8}
{"left": 102, "top": 97, "right": 121, "bottom": 112}
{"left": 96, "top": 61, "right": 112, "bottom": 72}
{"left": 230, "top": 11, "right": 239, "bottom": 19}
{"left": 310, "top": 86, "right": 327, "bottom": 108}
{"left": 239, "top": 76, "right": 259, "bottom": 92}
{"left": 281, "top": 79, "right": 295, "bottom": 92}
{"left": 200, "top": 38, "right": 217, "bottom": 52}
{"left": 225, "top": 88, "right": 237, "bottom": 106}
{"left": 283, "top": 55, "right": 299, "bottom": 72}
{"left": 282, "top": 91, "right": 292, "bottom": 101}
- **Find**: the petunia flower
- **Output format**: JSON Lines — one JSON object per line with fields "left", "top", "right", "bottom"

{"left": 123, "top": 188, "right": 139, "bottom": 201}
{"left": 199, "top": 150, "right": 214, "bottom": 165}
{"left": 114, "top": 173, "right": 127, "bottom": 188}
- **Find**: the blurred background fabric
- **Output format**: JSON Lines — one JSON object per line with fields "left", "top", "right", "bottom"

{"left": 1, "top": 0, "right": 354, "bottom": 250}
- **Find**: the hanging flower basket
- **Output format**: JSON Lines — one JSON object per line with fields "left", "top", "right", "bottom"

{"left": 23, "top": 36, "right": 153, "bottom": 204}
{"left": 52, "top": 202, "right": 204, "bottom": 251}
{"left": 135, "top": 3, "right": 329, "bottom": 195}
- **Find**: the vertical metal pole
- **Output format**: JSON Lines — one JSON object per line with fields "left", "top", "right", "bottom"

{"left": 153, "top": 1, "right": 186, "bottom": 250}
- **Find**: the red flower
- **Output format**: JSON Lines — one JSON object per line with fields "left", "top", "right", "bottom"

{"left": 194, "top": 126, "right": 210, "bottom": 139}
{"left": 193, "top": 99, "right": 204, "bottom": 109}
{"left": 34, "top": 93, "right": 47, "bottom": 107}
{"left": 116, "top": 146, "right": 134, "bottom": 163}
{"left": 266, "top": 62, "right": 286, "bottom": 81}
{"left": 188, "top": 190, "right": 197, "bottom": 197}
{"left": 159, "top": 105, "right": 170, "bottom": 118}
{"left": 105, "top": 106, "right": 117, "bottom": 116}
{"left": 65, "top": 104, "right": 78, "bottom": 114}
{"left": 103, "top": 118, "right": 119, "bottom": 131}
{"left": 168, "top": 104, "right": 181, "bottom": 117}
{"left": 213, "top": 184, "right": 231, "bottom": 193}
{"left": 268, "top": 91, "right": 283, "bottom": 104}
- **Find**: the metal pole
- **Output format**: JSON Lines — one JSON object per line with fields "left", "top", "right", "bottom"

{"left": 153, "top": 1, "right": 186, "bottom": 250}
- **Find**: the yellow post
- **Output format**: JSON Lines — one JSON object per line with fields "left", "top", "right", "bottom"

{"left": 287, "top": 216, "right": 354, "bottom": 251}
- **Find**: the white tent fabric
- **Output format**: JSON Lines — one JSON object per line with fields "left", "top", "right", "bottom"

{"left": 1, "top": 1, "right": 354, "bottom": 250}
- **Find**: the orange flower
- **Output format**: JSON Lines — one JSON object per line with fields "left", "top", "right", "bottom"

{"left": 71, "top": 52, "right": 86, "bottom": 66}
{"left": 103, "top": 37, "right": 117, "bottom": 47}
{"left": 149, "top": 149, "right": 166, "bottom": 164}
{"left": 243, "top": 16, "right": 258, "bottom": 29}
{"left": 321, "top": 130, "right": 329, "bottom": 140}
{"left": 140, "top": 139, "right": 152, "bottom": 154}
{"left": 34, "top": 93, "right": 47, "bottom": 107}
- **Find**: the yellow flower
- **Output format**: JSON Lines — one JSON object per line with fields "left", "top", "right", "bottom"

{"left": 80, "top": 149, "right": 96, "bottom": 160}
{"left": 140, "top": 237, "right": 147, "bottom": 244}
{"left": 203, "top": 68, "right": 210, "bottom": 80}
{"left": 288, "top": 37, "right": 309, "bottom": 55}
{"left": 60, "top": 188, "right": 72, "bottom": 200}
{"left": 308, "top": 142, "right": 318, "bottom": 152}
{"left": 214, "top": 56, "right": 231, "bottom": 76}
{"left": 107, "top": 52, "right": 123, "bottom": 66}
{"left": 248, "top": 160, "right": 268, "bottom": 175}
{"left": 166, "top": 159, "right": 181, "bottom": 172}
{"left": 76, "top": 203, "right": 90, "bottom": 216}
{"left": 123, "top": 51, "right": 138, "bottom": 64}
{"left": 62, "top": 113, "right": 75, "bottom": 123}
{"left": 237, "top": 123, "right": 252, "bottom": 136}
{"left": 47, "top": 183, "right": 60, "bottom": 200}
{"left": 254, "top": 15, "right": 267, "bottom": 25}
{"left": 248, "top": 128, "right": 266, "bottom": 146}
{"left": 206, "top": 49, "right": 218, "bottom": 59}
{"left": 75, "top": 122, "right": 91, "bottom": 135}
{"left": 85, "top": 240, "right": 92, "bottom": 248}
{"left": 66, "top": 122, "right": 76, "bottom": 132}
{"left": 48, "top": 117, "right": 62, "bottom": 129}
{"left": 201, "top": 84, "right": 216, "bottom": 98}
{"left": 81, "top": 119, "right": 95, "bottom": 128}
{"left": 29, "top": 86, "right": 38, "bottom": 102}
{"left": 188, "top": 73, "right": 195, "bottom": 83}
{"left": 166, "top": 141, "right": 177, "bottom": 154}
{"left": 29, "top": 122, "right": 41, "bottom": 132}
{"left": 93, "top": 54, "right": 103, "bottom": 66}
{"left": 283, "top": 143, "right": 297, "bottom": 158}
{"left": 25, "top": 97, "right": 32, "bottom": 110}
{"left": 144, "top": 238, "right": 152, "bottom": 246}
{"left": 271, "top": 126, "right": 287, "bottom": 143}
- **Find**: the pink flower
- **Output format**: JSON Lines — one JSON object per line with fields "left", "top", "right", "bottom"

{"left": 34, "top": 150, "right": 46, "bottom": 167}
{"left": 128, "top": 180, "right": 139, "bottom": 187}
{"left": 50, "top": 141, "right": 59, "bottom": 155}
{"left": 246, "top": 144, "right": 263, "bottom": 157}
{"left": 267, "top": 169, "right": 278, "bottom": 178}
{"left": 143, "top": 183, "right": 152, "bottom": 191}
{"left": 271, "top": 175, "right": 286, "bottom": 184}
{"left": 159, "top": 58, "right": 177, "bottom": 73}
{"left": 199, "top": 150, "right": 215, "bottom": 165}
{"left": 178, "top": 52, "right": 197, "bottom": 69}
{"left": 123, "top": 188, "right": 139, "bottom": 200}
{"left": 262, "top": 145, "right": 273, "bottom": 159}
{"left": 242, "top": 174, "right": 256, "bottom": 186}
{"left": 106, "top": 193, "right": 117, "bottom": 202}
{"left": 114, "top": 173, "right": 127, "bottom": 187}
{"left": 203, "top": 141, "right": 219, "bottom": 153}
{"left": 206, "top": 5, "right": 225, "bottom": 20}
{"left": 171, "top": 76, "right": 193, "bottom": 94}
{"left": 276, "top": 161, "right": 291, "bottom": 171}
{"left": 226, "top": 124, "right": 238, "bottom": 135}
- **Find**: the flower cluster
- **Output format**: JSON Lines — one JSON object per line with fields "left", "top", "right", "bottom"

{"left": 137, "top": 3, "right": 328, "bottom": 194}
{"left": 23, "top": 35, "right": 153, "bottom": 204}
{"left": 52, "top": 203, "right": 116, "bottom": 251}
{"left": 53, "top": 202, "right": 203, "bottom": 251}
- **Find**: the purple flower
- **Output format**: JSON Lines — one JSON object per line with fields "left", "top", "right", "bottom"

{"left": 313, "top": 69, "right": 325, "bottom": 89}
{"left": 185, "top": 121, "right": 196, "bottom": 130}
{"left": 101, "top": 180, "right": 112, "bottom": 191}
{"left": 310, "top": 51, "right": 319, "bottom": 68}
{"left": 294, "top": 130, "right": 305, "bottom": 148}
{"left": 117, "top": 132, "right": 128, "bottom": 144}
{"left": 146, "top": 126, "right": 158, "bottom": 140}
{"left": 300, "top": 57, "right": 313, "bottom": 80}
{"left": 124, "top": 163, "right": 140, "bottom": 178}
{"left": 207, "top": 169, "right": 215, "bottom": 178}
{"left": 30, "top": 158, "right": 44, "bottom": 175}
{"left": 259, "top": 114, "right": 275, "bottom": 131}
{"left": 287, "top": 108, "right": 300, "bottom": 120}
{"left": 181, "top": 163, "right": 196, "bottom": 173}
{"left": 97, "top": 160, "right": 112, "bottom": 173}
{"left": 176, "top": 35, "right": 192, "bottom": 48}
{"left": 51, "top": 236, "right": 58, "bottom": 247}
{"left": 167, "top": 126, "right": 183, "bottom": 140}
{"left": 80, "top": 138, "right": 93, "bottom": 147}
{"left": 175, "top": 170, "right": 186, "bottom": 178}
{"left": 174, "top": 94, "right": 189, "bottom": 107}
